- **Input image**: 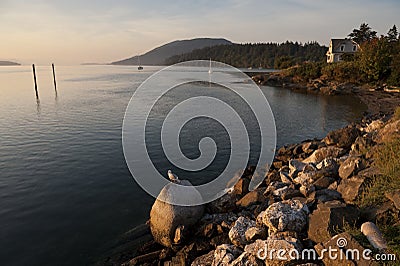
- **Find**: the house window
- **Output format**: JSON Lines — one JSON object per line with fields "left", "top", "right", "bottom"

{"left": 340, "top": 45, "right": 345, "bottom": 51}
{"left": 353, "top": 45, "right": 357, "bottom": 51}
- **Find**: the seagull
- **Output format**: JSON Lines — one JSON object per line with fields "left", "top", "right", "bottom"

{"left": 167, "top": 170, "right": 179, "bottom": 183}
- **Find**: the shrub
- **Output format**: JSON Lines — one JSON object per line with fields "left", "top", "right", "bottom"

{"left": 283, "top": 61, "right": 325, "bottom": 81}
{"left": 321, "top": 61, "right": 364, "bottom": 83}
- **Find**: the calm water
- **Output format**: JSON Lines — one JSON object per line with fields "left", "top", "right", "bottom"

{"left": 0, "top": 65, "right": 365, "bottom": 265}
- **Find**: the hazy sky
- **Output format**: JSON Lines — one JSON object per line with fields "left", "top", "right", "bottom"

{"left": 1, "top": 0, "right": 399, "bottom": 65}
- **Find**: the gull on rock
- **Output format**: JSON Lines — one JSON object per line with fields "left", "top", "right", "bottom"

{"left": 168, "top": 170, "right": 180, "bottom": 183}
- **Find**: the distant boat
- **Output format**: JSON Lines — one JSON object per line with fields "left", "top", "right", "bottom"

{"left": 248, "top": 66, "right": 253, "bottom": 70}
{"left": 137, "top": 55, "right": 143, "bottom": 70}
{"left": 208, "top": 58, "right": 212, "bottom": 74}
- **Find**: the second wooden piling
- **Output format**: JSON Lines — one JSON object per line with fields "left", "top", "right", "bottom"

{"left": 32, "top": 64, "right": 39, "bottom": 99}
{"left": 52, "top": 63, "right": 57, "bottom": 91}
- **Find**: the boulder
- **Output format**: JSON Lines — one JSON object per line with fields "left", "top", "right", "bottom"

{"left": 264, "top": 181, "right": 288, "bottom": 197}
{"left": 201, "top": 213, "right": 239, "bottom": 230}
{"left": 230, "top": 251, "right": 264, "bottom": 266}
{"left": 337, "top": 176, "right": 366, "bottom": 203}
{"left": 299, "top": 184, "right": 316, "bottom": 198}
{"left": 212, "top": 244, "right": 242, "bottom": 265}
{"left": 313, "top": 176, "right": 336, "bottom": 190}
{"left": 207, "top": 192, "right": 239, "bottom": 213}
{"left": 338, "top": 156, "right": 366, "bottom": 179}
{"left": 191, "top": 250, "right": 214, "bottom": 266}
{"left": 315, "top": 232, "right": 378, "bottom": 266}
{"left": 324, "top": 126, "right": 360, "bottom": 149}
{"left": 308, "top": 201, "right": 359, "bottom": 243}
{"left": 150, "top": 180, "right": 204, "bottom": 247}
{"left": 232, "top": 178, "right": 250, "bottom": 196}
{"left": 375, "top": 120, "right": 400, "bottom": 143}
{"left": 280, "top": 188, "right": 303, "bottom": 200}
{"left": 244, "top": 235, "right": 303, "bottom": 265}
{"left": 259, "top": 199, "right": 309, "bottom": 234}
{"left": 280, "top": 171, "right": 292, "bottom": 184}
{"left": 384, "top": 189, "right": 400, "bottom": 210}
{"left": 236, "top": 188, "right": 265, "bottom": 208}
{"left": 245, "top": 226, "right": 267, "bottom": 242}
{"left": 303, "top": 146, "right": 345, "bottom": 164}
{"left": 350, "top": 135, "right": 374, "bottom": 157}
{"left": 293, "top": 171, "right": 320, "bottom": 187}
{"left": 316, "top": 157, "right": 339, "bottom": 176}
{"left": 229, "top": 216, "right": 256, "bottom": 246}
{"left": 302, "top": 141, "right": 319, "bottom": 154}
{"left": 364, "top": 119, "right": 384, "bottom": 133}
{"left": 288, "top": 159, "right": 315, "bottom": 177}
{"left": 309, "top": 189, "right": 343, "bottom": 203}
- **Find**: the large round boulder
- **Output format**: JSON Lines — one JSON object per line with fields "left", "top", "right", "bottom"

{"left": 149, "top": 180, "right": 204, "bottom": 247}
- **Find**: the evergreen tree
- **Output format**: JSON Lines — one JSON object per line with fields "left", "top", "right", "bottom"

{"left": 348, "top": 23, "right": 377, "bottom": 44}
{"left": 387, "top": 25, "right": 399, "bottom": 42}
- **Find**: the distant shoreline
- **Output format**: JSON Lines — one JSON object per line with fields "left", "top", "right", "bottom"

{"left": 0, "top": 61, "right": 20, "bottom": 66}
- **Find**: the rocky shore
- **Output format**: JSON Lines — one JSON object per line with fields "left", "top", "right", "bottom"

{"left": 96, "top": 108, "right": 400, "bottom": 266}
{"left": 97, "top": 79, "right": 400, "bottom": 266}
{"left": 251, "top": 72, "right": 400, "bottom": 115}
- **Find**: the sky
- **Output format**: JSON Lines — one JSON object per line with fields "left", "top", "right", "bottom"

{"left": 0, "top": 0, "right": 399, "bottom": 65}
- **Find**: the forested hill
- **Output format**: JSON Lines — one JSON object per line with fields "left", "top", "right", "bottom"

{"left": 165, "top": 41, "right": 327, "bottom": 69}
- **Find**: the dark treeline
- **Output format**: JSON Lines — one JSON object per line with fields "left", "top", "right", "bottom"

{"left": 165, "top": 41, "right": 327, "bottom": 69}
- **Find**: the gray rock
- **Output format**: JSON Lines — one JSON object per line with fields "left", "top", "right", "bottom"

{"left": 338, "top": 156, "right": 366, "bottom": 179}
{"left": 280, "top": 171, "right": 292, "bottom": 184}
{"left": 289, "top": 159, "right": 315, "bottom": 177}
{"left": 201, "top": 213, "right": 239, "bottom": 229}
{"left": 324, "top": 126, "right": 360, "bottom": 149}
{"left": 191, "top": 250, "right": 214, "bottom": 266}
{"left": 244, "top": 234, "right": 303, "bottom": 265}
{"left": 150, "top": 180, "right": 204, "bottom": 247}
{"left": 313, "top": 176, "right": 336, "bottom": 190}
{"left": 308, "top": 201, "right": 359, "bottom": 243}
{"left": 299, "top": 184, "right": 316, "bottom": 197}
{"left": 207, "top": 191, "right": 239, "bottom": 213}
{"left": 229, "top": 216, "right": 256, "bottom": 246}
{"left": 303, "top": 146, "right": 345, "bottom": 164}
{"left": 245, "top": 226, "right": 267, "bottom": 242}
{"left": 272, "top": 186, "right": 290, "bottom": 197}
{"left": 230, "top": 251, "right": 264, "bottom": 266}
{"left": 236, "top": 188, "right": 265, "bottom": 208}
{"left": 309, "top": 189, "right": 343, "bottom": 203}
{"left": 212, "top": 244, "right": 242, "bottom": 266}
{"left": 302, "top": 141, "right": 319, "bottom": 154}
{"left": 232, "top": 178, "right": 250, "bottom": 196}
{"left": 293, "top": 171, "right": 318, "bottom": 186}
{"left": 316, "top": 157, "right": 339, "bottom": 176}
{"left": 364, "top": 119, "right": 384, "bottom": 133}
{"left": 264, "top": 181, "right": 288, "bottom": 197}
{"left": 337, "top": 176, "right": 366, "bottom": 203}
{"left": 259, "top": 199, "right": 309, "bottom": 234}
{"left": 350, "top": 135, "right": 374, "bottom": 157}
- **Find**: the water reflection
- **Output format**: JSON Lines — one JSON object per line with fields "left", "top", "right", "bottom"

{"left": 36, "top": 98, "right": 41, "bottom": 115}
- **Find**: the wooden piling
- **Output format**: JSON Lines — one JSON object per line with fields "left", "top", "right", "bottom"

{"left": 32, "top": 64, "right": 39, "bottom": 99}
{"left": 52, "top": 63, "right": 57, "bottom": 91}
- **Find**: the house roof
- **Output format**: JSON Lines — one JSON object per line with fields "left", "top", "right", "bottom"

{"left": 329, "top": 38, "right": 358, "bottom": 53}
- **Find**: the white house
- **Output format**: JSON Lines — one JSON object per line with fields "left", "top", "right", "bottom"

{"left": 326, "top": 39, "right": 359, "bottom": 63}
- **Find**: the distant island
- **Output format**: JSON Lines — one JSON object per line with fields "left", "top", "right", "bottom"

{"left": 111, "top": 38, "right": 232, "bottom": 66}
{"left": 0, "top": 61, "right": 20, "bottom": 66}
